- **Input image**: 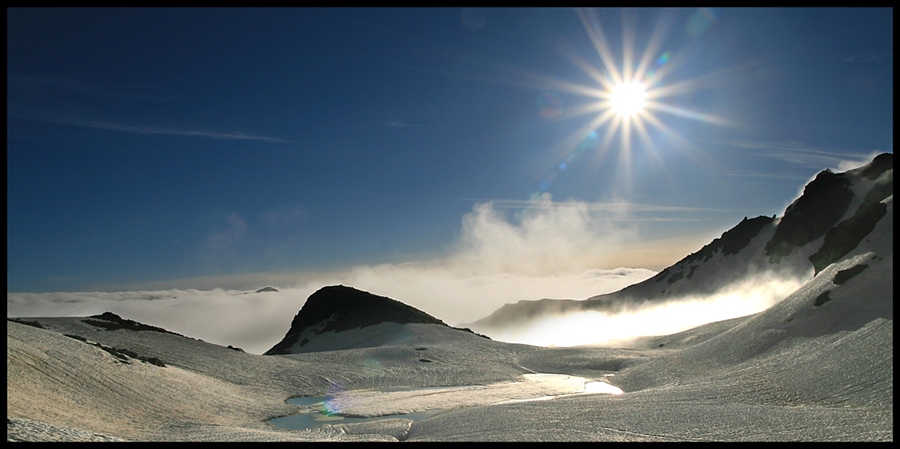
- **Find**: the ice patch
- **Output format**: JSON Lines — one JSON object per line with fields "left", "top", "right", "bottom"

{"left": 269, "top": 373, "right": 625, "bottom": 431}
{"left": 584, "top": 381, "right": 624, "bottom": 395}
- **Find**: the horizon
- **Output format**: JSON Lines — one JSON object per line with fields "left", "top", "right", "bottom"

{"left": 7, "top": 9, "right": 892, "bottom": 311}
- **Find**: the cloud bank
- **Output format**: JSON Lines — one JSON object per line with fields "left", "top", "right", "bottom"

{"left": 480, "top": 272, "right": 807, "bottom": 348}
{"left": 8, "top": 195, "right": 698, "bottom": 354}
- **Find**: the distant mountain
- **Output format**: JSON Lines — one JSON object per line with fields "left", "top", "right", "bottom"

{"left": 265, "top": 285, "right": 485, "bottom": 355}
{"left": 468, "top": 153, "right": 893, "bottom": 335}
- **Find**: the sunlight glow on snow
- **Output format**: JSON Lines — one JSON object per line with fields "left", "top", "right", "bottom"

{"left": 484, "top": 275, "right": 806, "bottom": 347}
{"left": 584, "top": 381, "right": 624, "bottom": 395}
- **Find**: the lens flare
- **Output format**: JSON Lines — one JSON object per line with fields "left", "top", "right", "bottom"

{"left": 686, "top": 8, "right": 718, "bottom": 37}
{"left": 322, "top": 381, "right": 347, "bottom": 416}
{"left": 537, "top": 93, "right": 564, "bottom": 118}
{"left": 513, "top": 8, "right": 732, "bottom": 198}
{"left": 461, "top": 8, "right": 487, "bottom": 31}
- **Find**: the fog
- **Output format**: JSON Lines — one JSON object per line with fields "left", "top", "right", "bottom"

{"left": 8, "top": 195, "right": 738, "bottom": 355}
{"left": 479, "top": 272, "right": 808, "bottom": 347}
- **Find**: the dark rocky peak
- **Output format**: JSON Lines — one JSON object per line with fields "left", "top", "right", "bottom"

{"left": 265, "top": 285, "right": 449, "bottom": 355}
{"left": 763, "top": 153, "right": 892, "bottom": 272}
{"left": 857, "top": 152, "right": 893, "bottom": 181}
{"left": 297, "top": 285, "right": 447, "bottom": 331}
{"left": 858, "top": 154, "right": 893, "bottom": 210}
{"left": 627, "top": 214, "right": 776, "bottom": 291}
{"left": 466, "top": 298, "right": 584, "bottom": 329}
{"left": 808, "top": 156, "right": 892, "bottom": 274}
{"left": 682, "top": 215, "right": 775, "bottom": 265}
{"left": 765, "top": 169, "right": 854, "bottom": 263}
{"left": 255, "top": 286, "right": 279, "bottom": 293}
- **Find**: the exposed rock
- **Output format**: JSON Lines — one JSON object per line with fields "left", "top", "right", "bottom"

{"left": 809, "top": 201, "right": 888, "bottom": 274}
{"left": 814, "top": 291, "right": 833, "bottom": 307}
{"left": 62, "top": 333, "right": 166, "bottom": 367}
{"left": 832, "top": 264, "right": 869, "bottom": 285}
{"left": 462, "top": 298, "right": 584, "bottom": 330}
{"left": 265, "top": 285, "right": 450, "bottom": 355}
{"left": 7, "top": 318, "right": 45, "bottom": 329}
{"left": 684, "top": 215, "right": 775, "bottom": 264}
{"left": 809, "top": 155, "right": 892, "bottom": 274}
{"left": 858, "top": 152, "right": 893, "bottom": 180}
{"left": 765, "top": 170, "right": 854, "bottom": 263}
{"left": 82, "top": 312, "right": 184, "bottom": 337}
{"left": 468, "top": 153, "right": 892, "bottom": 337}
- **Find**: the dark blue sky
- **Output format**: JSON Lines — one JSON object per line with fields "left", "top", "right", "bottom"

{"left": 7, "top": 8, "right": 892, "bottom": 292}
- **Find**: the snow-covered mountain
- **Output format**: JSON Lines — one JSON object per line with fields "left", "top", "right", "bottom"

{"left": 7, "top": 154, "right": 892, "bottom": 441}
{"left": 264, "top": 285, "right": 486, "bottom": 355}
{"left": 466, "top": 153, "right": 893, "bottom": 338}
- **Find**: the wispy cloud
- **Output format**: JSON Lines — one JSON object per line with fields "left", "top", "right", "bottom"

{"left": 11, "top": 114, "right": 291, "bottom": 143}
{"left": 715, "top": 171, "right": 809, "bottom": 181}
{"left": 7, "top": 75, "right": 290, "bottom": 143}
{"left": 196, "top": 205, "right": 311, "bottom": 273}
{"left": 717, "top": 139, "right": 882, "bottom": 171}
{"left": 7, "top": 75, "right": 187, "bottom": 103}
{"left": 843, "top": 51, "right": 892, "bottom": 64}
{"left": 80, "top": 120, "right": 291, "bottom": 143}
{"left": 11, "top": 194, "right": 688, "bottom": 353}
{"left": 385, "top": 120, "right": 421, "bottom": 128}
{"left": 204, "top": 213, "right": 248, "bottom": 251}
{"left": 478, "top": 197, "right": 722, "bottom": 213}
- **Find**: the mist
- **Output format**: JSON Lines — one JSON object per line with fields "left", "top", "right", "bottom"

{"left": 7, "top": 196, "right": 722, "bottom": 355}
{"left": 478, "top": 272, "right": 808, "bottom": 348}
{"left": 6, "top": 270, "right": 655, "bottom": 356}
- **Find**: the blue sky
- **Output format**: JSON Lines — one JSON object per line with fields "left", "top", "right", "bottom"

{"left": 7, "top": 8, "right": 893, "bottom": 294}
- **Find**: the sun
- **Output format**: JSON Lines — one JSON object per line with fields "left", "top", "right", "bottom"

{"left": 609, "top": 81, "right": 647, "bottom": 117}
{"left": 522, "top": 8, "right": 731, "bottom": 197}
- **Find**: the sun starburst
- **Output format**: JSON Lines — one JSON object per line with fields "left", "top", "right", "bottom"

{"left": 529, "top": 8, "right": 731, "bottom": 197}
{"left": 609, "top": 81, "right": 647, "bottom": 117}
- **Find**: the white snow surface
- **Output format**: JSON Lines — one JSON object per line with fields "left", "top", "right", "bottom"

{"left": 7, "top": 194, "right": 892, "bottom": 442}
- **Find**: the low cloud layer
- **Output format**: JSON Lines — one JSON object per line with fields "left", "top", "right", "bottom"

{"left": 478, "top": 272, "right": 807, "bottom": 348}
{"left": 8, "top": 196, "right": 712, "bottom": 354}
{"left": 7, "top": 269, "right": 655, "bottom": 355}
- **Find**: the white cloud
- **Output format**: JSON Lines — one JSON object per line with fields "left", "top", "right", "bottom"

{"left": 8, "top": 195, "right": 665, "bottom": 354}
{"left": 204, "top": 213, "right": 248, "bottom": 251}
{"left": 843, "top": 51, "right": 891, "bottom": 63}
{"left": 385, "top": 120, "right": 420, "bottom": 128}
{"left": 8, "top": 113, "right": 290, "bottom": 144}
{"left": 835, "top": 151, "right": 884, "bottom": 172}
{"left": 719, "top": 139, "right": 883, "bottom": 172}
{"left": 448, "top": 193, "right": 639, "bottom": 277}
{"left": 59, "top": 119, "right": 292, "bottom": 143}
{"left": 481, "top": 272, "right": 806, "bottom": 347}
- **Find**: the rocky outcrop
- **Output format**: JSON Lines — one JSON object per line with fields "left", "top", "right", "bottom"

{"left": 265, "top": 285, "right": 450, "bottom": 355}
{"left": 764, "top": 169, "right": 854, "bottom": 264}
{"left": 468, "top": 153, "right": 893, "bottom": 335}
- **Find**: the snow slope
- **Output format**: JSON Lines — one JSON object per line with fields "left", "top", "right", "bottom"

{"left": 7, "top": 156, "right": 892, "bottom": 441}
{"left": 467, "top": 153, "right": 893, "bottom": 345}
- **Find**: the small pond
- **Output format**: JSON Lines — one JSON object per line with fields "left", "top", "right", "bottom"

{"left": 268, "top": 395, "right": 439, "bottom": 430}
{"left": 267, "top": 375, "right": 623, "bottom": 431}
